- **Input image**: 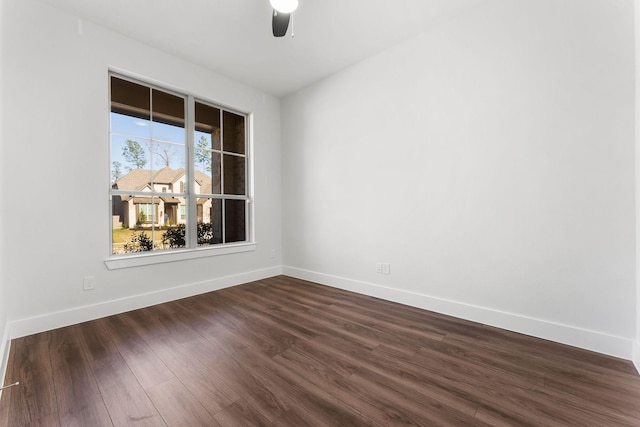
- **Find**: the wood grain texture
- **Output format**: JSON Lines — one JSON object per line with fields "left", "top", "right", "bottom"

{"left": 48, "top": 326, "right": 112, "bottom": 427}
{"left": 2, "top": 275, "right": 640, "bottom": 426}
{"left": 145, "top": 378, "right": 220, "bottom": 427}
{"left": 0, "top": 333, "right": 56, "bottom": 426}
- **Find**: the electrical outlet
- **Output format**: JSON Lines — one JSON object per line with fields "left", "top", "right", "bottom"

{"left": 382, "top": 263, "right": 391, "bottom": 275}
{"left": 83, "top": 276, "right": 95, "bottom": 291}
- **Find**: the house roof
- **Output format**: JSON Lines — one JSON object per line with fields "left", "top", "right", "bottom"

{"left": 195, "top": 170, "right": 212, "bottom": 194}
{"left": 114, "top": 167, "right": 214, "bottom": 194}
{"left": 154, "top": 167, "right": 185, "bottom": 185}
{"left": 113, "top": 169, "right": 153, "bottom": 191}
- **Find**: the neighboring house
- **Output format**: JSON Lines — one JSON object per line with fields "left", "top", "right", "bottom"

{"left": 112, "top": 167, "right": 213, "bottom": 228}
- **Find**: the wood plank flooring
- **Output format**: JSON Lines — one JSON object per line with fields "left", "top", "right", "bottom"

{"left": 1, "top": 275, "right": 640, "bottom": 426}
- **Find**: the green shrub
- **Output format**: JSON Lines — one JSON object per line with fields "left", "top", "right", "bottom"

{"left": 197, "top": 222, "right": 214, "bottom": 245}
{"left": 162, "top": 224, "right": 186, "bottom": 248}
{"left": 161, "top": 222, "right": 218, "bottom": 248}
{"left": 123, "top": 231, "right": 155, "bottom": 252}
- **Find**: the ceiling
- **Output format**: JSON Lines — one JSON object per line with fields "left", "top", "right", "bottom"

{"left": 36, "top": 0, "right": 486, "bottom": 97}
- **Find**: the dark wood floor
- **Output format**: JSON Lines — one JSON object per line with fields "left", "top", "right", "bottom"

{"left": 1, "top": 276, "right": 640, "bottom": 426}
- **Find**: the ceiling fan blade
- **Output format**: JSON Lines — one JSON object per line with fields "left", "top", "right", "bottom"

{"left": 272, "top": 9, "right": 290, "bottom": 37}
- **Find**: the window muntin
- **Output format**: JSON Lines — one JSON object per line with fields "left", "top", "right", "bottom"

{"left": 109, "top": 75, "right": 250, "bottom": 256}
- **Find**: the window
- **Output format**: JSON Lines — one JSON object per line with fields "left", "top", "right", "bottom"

{"left": 109, "top": 74, "right": 250, "bottom": 257}
{"left": 138, "top": 203, "right": 154, "bottom": 225}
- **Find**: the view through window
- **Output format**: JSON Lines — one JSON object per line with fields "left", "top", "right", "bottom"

{"left": 110, "top": 75, "right": 249, "bottom": 255}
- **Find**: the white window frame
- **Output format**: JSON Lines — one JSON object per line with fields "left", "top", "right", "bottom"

{"left": 106, "top": 72, "right": 255, "bottom": 270}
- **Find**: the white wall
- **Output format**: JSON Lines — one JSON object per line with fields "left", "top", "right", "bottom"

{"left": 2, "top": 0, "right": 282, "bottom": 337}
{"left": 282, "top": 0, "right": 636, "bottom": 358}
{"left": 0, "top": 0, "right": 9, "bottom": 389}
{"left": 635, "top": 0, "right": 640, "bottom": 372}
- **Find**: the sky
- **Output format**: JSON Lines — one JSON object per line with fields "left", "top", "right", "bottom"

{"left": 110, "top": 112, "right": 210, "bottom": 180}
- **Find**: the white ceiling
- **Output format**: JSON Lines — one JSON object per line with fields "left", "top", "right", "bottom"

{"left": 36, "top": 0, "right": 486, "bottom": 97}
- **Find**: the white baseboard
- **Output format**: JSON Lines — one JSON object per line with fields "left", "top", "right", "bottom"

{"left": 0, "top": 322, "right": 11, "bottom": 400}
{"left": 633, "top": 340, "right": 640, "bottom": 374}
{"left": 9, "top": 266, "right": 282, "bottom": 340}
{"left": 283, "top": 266, "right": 634, "bottom": 361}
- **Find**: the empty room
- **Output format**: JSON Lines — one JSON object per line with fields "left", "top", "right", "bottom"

{"left": 1, "top": 0, "right": 640, "bottom": 425}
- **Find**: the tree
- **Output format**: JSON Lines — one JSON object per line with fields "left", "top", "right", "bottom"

{"left": 112, "top": 161, "right": 123, "bottom": 182}
{"left": 153, "top": 145, "right": 175, "bottom": 168}
{"left": 122, "top": 139, "right": 147, "bottom": 170}
{"left": 195, "top": 136, "right": 211, "bottom": 172}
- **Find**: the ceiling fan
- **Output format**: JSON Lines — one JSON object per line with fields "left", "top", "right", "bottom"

{"left": 271, "top": 0, "right": 298, "bottom": 37}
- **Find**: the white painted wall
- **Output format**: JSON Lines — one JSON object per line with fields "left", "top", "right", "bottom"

{"left": 635, "top": 0, "right": 640, "bottom": 372}
{"left": 282, "top": 0, "right": 636, "bottom": 358}
{"left": 0, "top": 0, "right": 9, "bottom": 389}
{"left": 2, "top": 0, "right": 282, "bottom": 337}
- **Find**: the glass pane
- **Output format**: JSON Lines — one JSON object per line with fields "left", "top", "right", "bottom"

{"left": 195, "top": 102, "right": 221, "bottom": 150}
{"left": 111, "top": 195, "right": 162, "bottom": 254}
{"left": 159, "top": 195, "right": 187, "bottom": 250}
{"left": 212, "top": 153, "right": 221, "bottom": 194}
{"left": 111, "top": 136, "right": 152, "bottom": 173}
{"left": 153, "top": 121, "right": 185, "bottom": 145}
{"left": 152, "top": 89, "right": 184, "bottom": 127}
{"left": 195, "top": 132, "right": 211, "bottom": 153}
{"left": 110, "top": 112, "right": 151, "bottom": 139}
{"left": 111, "top": 136, "right": 129, "bottom": 183}
{"left": 223, "top": 111, "right": 245, "bottom": 154}
{"left": 111, "top": 77, "right": 150, "bottom": 122}
{"left": 225, "top": 200, "right": 246, "bottom": 243}
{"left": 195, "top": 149, "right": 221, "bottom": 195}
{"left": 197, "top": 198, "right": 223, "bottom": 246}
{"left": 150, "top": 141, "right": 185, "bottom": 173}
{"left": 223, "top": 154, "right": 245, "bottom": 195}
{"left": 194, "top": 167, "right": 211, "bottom": 195}
{"left": 111, "top": 136, "right": 153, "bottom": 186}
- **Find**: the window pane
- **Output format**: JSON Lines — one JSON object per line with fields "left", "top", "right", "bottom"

{"left": 159, "top": 198, "right": 187, "bottom": 250}
{"left": 212, "top": 153, "right": 221, "bottom": 194}
{"left": 111, "top": 196, "right": 163, "bottom": 254}
{"left": 153, "top": 121, "right": 185, "bottom": 145}
{"left": 212, "top": 199, "right": 223, "bottom": 244}
{"left": 223, "top": 111, "right": 245, "bottom": 154}
{"left": 194, "top": 150, "right": 221, "bottom": 195}
{"left": 225, "top": 200, "right": 246, "bottom": 243}
{"left": 223, "top": 154, "right": 245, "bottom": 195}
{"left": 195, "top": 168, "right": 211, "bottom": 195}
{"left": 196, "top": 198, "right": 223, "bottom": 246}
{"left": 112, "top": 134, "right": 154, "bottom": 179}
{"left": 150, "top": 141, "right": 185, "bottom": 172}
{"left": 195, "top": 133, "right": 212, "bottom": 156}
{"left": 111, "top": 160, "right": 153, "bottom": 191}
{"left": 152, "top": 89, "right": 184, "bottom": 126}
{"left": 195, "top": 102, "right": 221, "bottom": 150}
{"left": 111, "top": 112, "right": 151, "bottom": 139}
{"left": 110, "top": 136, "right": 152, "bottom": 174}
{"left": 111, "top": 77, "right": 150, "bottom": 121}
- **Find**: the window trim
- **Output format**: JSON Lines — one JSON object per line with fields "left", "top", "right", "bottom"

{"left": 105, "top": 242, "right": 257, "bottom": 270}
{"left": 106, "top": 70, "right": 254, "bottom": 269}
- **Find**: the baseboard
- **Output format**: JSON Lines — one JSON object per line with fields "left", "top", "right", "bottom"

{"left": 9, "top": 266, "right": 283, "bottom": 340}
{"left": 283, "top": 266, "right": 633, "bottom": 360}
{"left": 633, "top": 340, "right": 640, "bottom": 374}
{"left": 0, "top": 322, "right": 11, "bottom": 400}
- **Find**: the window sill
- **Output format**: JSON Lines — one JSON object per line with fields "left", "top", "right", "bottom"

{"left": 104, "top": 243, "right": 256, "bottom": 270}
